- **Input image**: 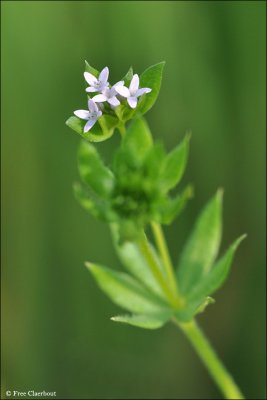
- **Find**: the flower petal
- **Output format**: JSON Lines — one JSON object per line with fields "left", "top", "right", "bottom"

{"left": 115, "top": 85, "right": 130, "bottom": 97}
{"left": 113, "top": 80, "right": 124, "bottom": 87}
{"left": 129, "top": 74, "right": 139, "bottom": 94}
{"left": 84, "top": 72, "right": 97, "bottom": 85}
{"left": 127, "top": 96, "right": 138, "bottom": 109}
{"left": 105, "top": 86, "right": 115, "bottom": 97}
{"left": 74, "top": 110, "right": 90, "bottom": 119}
{"left": 108, "top": 96, "right": 120, "bottom": 107}
{"left": 85, "top": 87, "right": 98, "bottom": 93}
{"left": 88, "top": 99, "right": 99, "bottom": 112}
{"left": 99, "top": 67, "right": 109, "bottom": 84}
{"left": 84, "top": 118, "right": 97, "bottom": 132}
{"left": 92, "top": 94, "right": 107, "bottom": 103}
{"left": 136, "top": 87, "right": 152, "bottom": 97}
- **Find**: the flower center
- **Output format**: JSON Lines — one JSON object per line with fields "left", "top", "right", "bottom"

{"left": 89, "top": 111, "right": 98, "bottom": 119}
{"left": 95, "top": 80, "right": 101, "bottom": 88}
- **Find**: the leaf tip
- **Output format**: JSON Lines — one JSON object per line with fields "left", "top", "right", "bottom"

{"left": 216, "top": 187, "right": 224, "bottom": 202}
{"left": 184, "top": 130, "right": 192, "bottom": 142}
{"left": 110, "top": 316, "right": 119, "bottom": 322}
{"left": 236, "top": 233, "right": 247, "bottom": 246}
{"left": 228, "top": 234, "right": 247, "bottom": 256}
{"left": 65, "top": 116, "right": 73, "bottom": 127}
{"left": 85, "top": 261, "right": 93, "bottom": 270}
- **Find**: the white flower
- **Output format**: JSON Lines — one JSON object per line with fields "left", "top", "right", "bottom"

{"left": 92, "top": 81, "right": 124, "bottom": 107}
{"left": 74, "top": 99, "right": 102, "bottom": 133}
{"left": 115, "top": 74, "right": 152, "bottom": 109}
{"left": 84, "top": 67, "right": 109, "bottom": 93}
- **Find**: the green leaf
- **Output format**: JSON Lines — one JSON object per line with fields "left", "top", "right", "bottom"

{"left": 194, "top": 296, "right": 215, "bottom": 315}
{"left": 115, "top": 62, "right": 165, "bottom": 122}
{"left": 73, "top": 182, "right": 116, "bottom": 222}
{"left": 187, "top": 235, "right": 246, "bottom": 303}
{"left": 122, "top": 117, "right": 153, "bottom": 162}
{"left": 66, "top": 115, "right": 118, "bottom": 143}
{"left": 143, "top": 142, "right": 166, "bottom": 182}
{"left": 78, "top": 141, "right": 114, "bottom": 198}
{"left": 73, "top": 182, "right": 104, "bottom": 219}
{"left": 122, "top": 66, "right": 133, "bottom": 85}
{"left": 177, "top": 190, "right": 223, "bottom": 295}
{"left": 160, "top": 185, "right": 194, "bottom": 224}
{"left": 110, "top": 224, "right": 166, "bottom": 299}
{"left": 111, "top": 313, "right": 171, "bottom": 330}
{"left": 137, "top": 61, "right": 165, "bottom": 115}
{"left": 85, "top": 60, "right": 99, "bottom": 77}
{"left": 86, "top": 262, "right": 170, "bottom": 315}
{"left": 98, "top": 114, "right": 119, "bottom": 139}
{"left": 161, "top": 133, "right": 191, "bottom": 192}
{"left": 114, "top": 103, "right": 135, "bottom": 123}
{"left": 175, "top": 296, "right": 215, "bottom": 322}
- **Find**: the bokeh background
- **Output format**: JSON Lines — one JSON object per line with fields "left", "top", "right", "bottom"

{"left": 1, "top": 1, "right": 266, "bottom": 399}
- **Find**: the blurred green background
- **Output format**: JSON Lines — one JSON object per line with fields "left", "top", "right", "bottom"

{"left": 1, "top": 1, "right": 266, "bottom": 399}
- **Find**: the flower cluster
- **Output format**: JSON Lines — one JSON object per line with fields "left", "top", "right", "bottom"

{"left": 74, "top": 66, "right": 152, "bottom": 133}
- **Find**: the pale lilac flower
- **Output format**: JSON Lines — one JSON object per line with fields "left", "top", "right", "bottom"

{"left": 84, "top": 67, "right": 109, "bottom": 93}
{"left": 92, "top": 81, "right": 124, "bottom": 107}
{"left": 115, "top": 74, "right": 152, "bottom": 109}
{"left": 74, "top": 99, "right": 102, "bottom": 133}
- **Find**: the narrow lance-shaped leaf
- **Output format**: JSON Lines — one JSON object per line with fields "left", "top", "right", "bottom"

{"left": 194, "top": 296, "right": 215, "bottom": 315}
{"left": 78, "top": 141, "right": 114, "bottom": 198}
{"left": 143, "top": 142, "right": 166, "bottom": 181}
{"left": 137, "top": 62, "right": 165, "bottom": 115}
{"left": 160, "top": 185, "right": 194, "bottom": 225}
{"left": 175, "top": 296, "right": 215, "bottom": 323}
{"left": 122, "top": 66, "right": 134, "bottom": 85}
{"left": 73, "top": 182, "right": 104, "bottom": 220}
{"left": 110, "top": 224, "right": 166, "bottom": 299}
{"left": 187, "top": 235, "right": 247, "bottom": 303}
{"left": 161, "top": 133, "right": 191, "bottom": 192}
{"left": 85, "top": 60, "right": 99, "bottom": 77}
{"left": 177, "top": 190, "right": 223, "bottom": 295}
{"left": 73, "top": 182, "right": 116, "bottom": 222}
{"left": 122, "top": 117, "right": 153, "bottom": 162}
{"left": 86, "top": 262, "right": 170, "bottom": 315}
{"left": 111, "top": 313, "right": 171, "bottom": 330}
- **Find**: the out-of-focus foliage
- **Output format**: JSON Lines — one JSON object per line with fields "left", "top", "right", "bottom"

{"left": 1, "top": 1, "right": 265, "bottom": 399}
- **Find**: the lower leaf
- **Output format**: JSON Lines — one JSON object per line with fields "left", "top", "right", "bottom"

{"left": 110, "top": 224, "right": 166, "bottom": 299}
{"left": 161, "top": 185, "right": 194, "bottom": 225}
{"left": 86, "top": 262, "right": 171, "bottom": 315}
{"left": 187, "top": 235, "right": 246, "bottom": 303}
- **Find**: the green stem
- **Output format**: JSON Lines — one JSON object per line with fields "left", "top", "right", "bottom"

{"left": 175, "top": 319, "right": 245, "bottom": 399}
{"left": 150, "top": 222, "right": 181, "bottom": 300}
{"left": 118, "top": 123, "right": 126, "bottom": 136}
{"left": 137, "top": 235, "right": 180, "bottom": 309}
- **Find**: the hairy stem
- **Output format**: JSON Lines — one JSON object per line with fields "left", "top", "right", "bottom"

{"left": 137, "top": 235, "right": 180, "bottom": 309}
{"left": 150, "top": 222, "right": 182, "bottom": 303}
{"left": 175, "top": 319, "right": 245, "bottom": 399}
